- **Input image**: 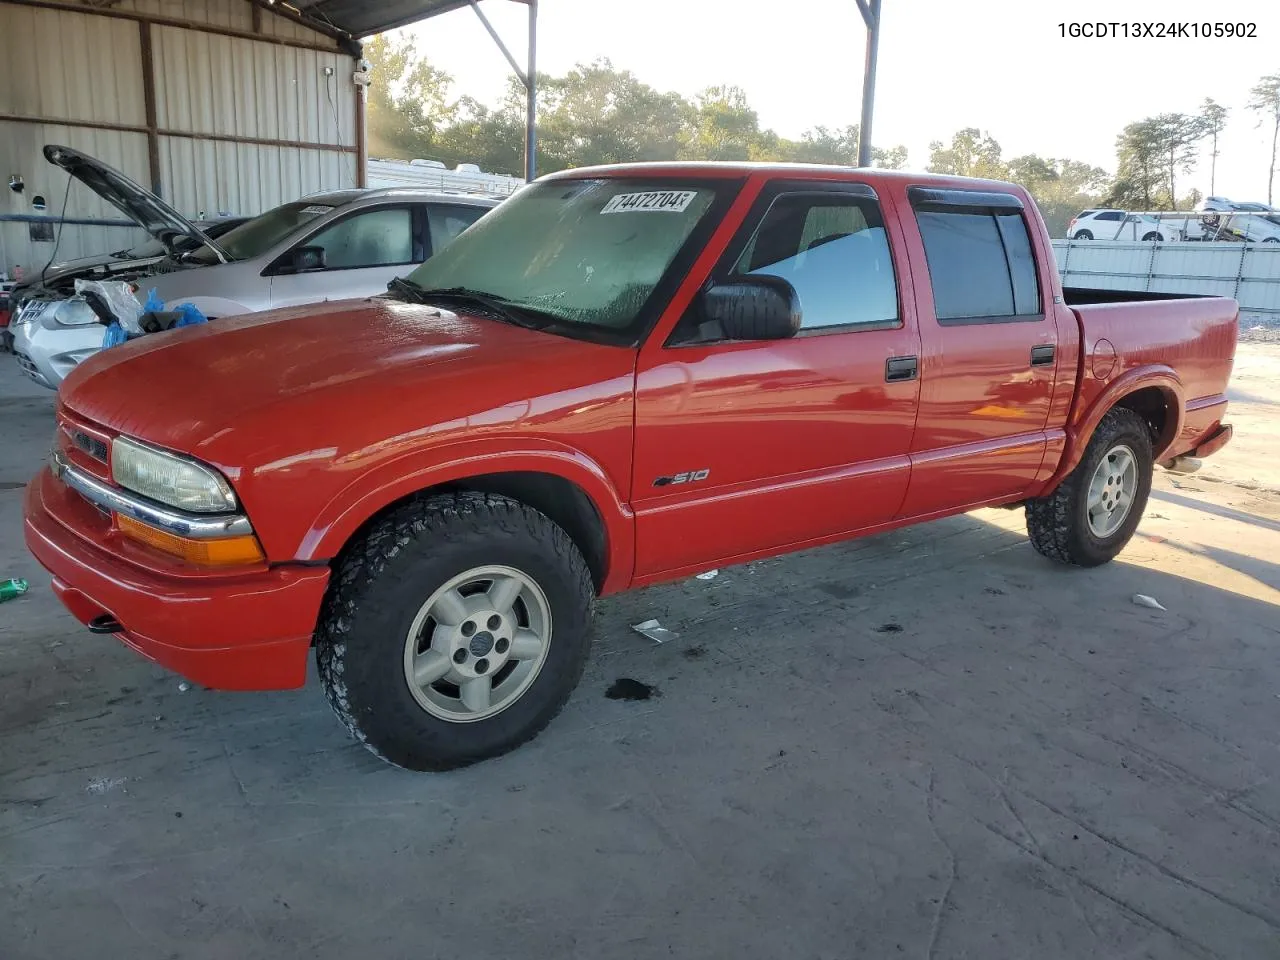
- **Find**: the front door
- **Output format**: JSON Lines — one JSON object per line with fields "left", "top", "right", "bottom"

{"left": 267, "top": 203, "right": 422, "bottom": 309}
{"left": 631, "top": 181, "right": 922, "bottom": 581}
{"left": 894, "top": 187, "right": 1061, "bottom": 518}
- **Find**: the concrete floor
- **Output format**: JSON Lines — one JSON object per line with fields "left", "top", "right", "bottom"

{"left": 2, "top": 348, "right": 1279, "bottom": 960}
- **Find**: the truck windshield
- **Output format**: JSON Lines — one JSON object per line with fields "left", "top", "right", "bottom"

{"left": 183, "top": 201, "right": 338, "bottom": 265}
{"left": 402, "top": 178, "right": 733, "bottom": 337}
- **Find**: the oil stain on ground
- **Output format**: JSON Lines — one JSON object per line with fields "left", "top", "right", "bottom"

{"left": 606, "top": 678, "right": 657, "bottom": 701}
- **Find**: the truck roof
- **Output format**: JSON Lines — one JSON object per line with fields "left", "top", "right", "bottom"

{"left": 539, "top": 161, "right": 1024, "bottom": 194}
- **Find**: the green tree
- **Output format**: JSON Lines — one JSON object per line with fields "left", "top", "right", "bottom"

{"left": 1007, "top": 155, "right": 1109, "bottom": 236}
{"left": 1200, "top": 98, "right": 1229, "bottom": 195}
{"left": 1247, "top": 74, "right": 1280, "bottom": 205}
{"left": 532, "top": 60, "right": 692, "bottom": 170}
{"left": 926, "top": 128, "right": 1007, "bottom": 179}
{"left": 363, "top": 34, "right": 458, "bottom": 161}
{"left": 1110, "top": 118, "right": 1168, "bottom": 210}
{"left": 1153, "top": 112, "right": 1206, "bottom": 209}
{"left": 682, "top": 86, "right": 762, "bottom": 161}
{"left": 774, "top": 124, "right": 907, "bottom": 168}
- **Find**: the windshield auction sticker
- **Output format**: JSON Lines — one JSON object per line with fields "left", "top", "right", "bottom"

{"left": 601, "top": 191, "right": 698, "bottom": 214}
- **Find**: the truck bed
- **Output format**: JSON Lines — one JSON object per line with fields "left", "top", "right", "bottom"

{"left": 1062, "top": 286, "right": 1214, "bottom": 306}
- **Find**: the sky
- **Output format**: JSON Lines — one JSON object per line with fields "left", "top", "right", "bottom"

{"left": 399, "top": 0, "right": 1280, "bottom": 203}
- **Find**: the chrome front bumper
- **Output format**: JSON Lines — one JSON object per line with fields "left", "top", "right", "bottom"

{"left": 50, "top": 449, "right": 253, "bottom": 539}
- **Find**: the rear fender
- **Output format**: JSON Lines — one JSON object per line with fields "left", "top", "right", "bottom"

{"left": 1038, "top": 365, "right": 1183, "bottom": 495}
{"left": 297, "top": 437, "right": 635, "bottom": 593}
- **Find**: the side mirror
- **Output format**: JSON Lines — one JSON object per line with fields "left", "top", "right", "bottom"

{"left": 287, "top": 245, "right": 326, "bottom": 273}
{"left": 700, "top": 277, "right": 801, "bottom": 341}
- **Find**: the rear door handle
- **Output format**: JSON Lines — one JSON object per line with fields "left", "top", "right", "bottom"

{"left": 1030, "top": 344, "right": 1056, "bottom": 366}
{"left": 885, "top": 355, "right": 918, "bottom": 382}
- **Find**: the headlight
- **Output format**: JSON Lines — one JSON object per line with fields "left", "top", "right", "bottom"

{"left": 110, "top": 436, "right": 238, "bottom": 513}
{"left": 53, "top": 298, "right": 99, "bottom": 326}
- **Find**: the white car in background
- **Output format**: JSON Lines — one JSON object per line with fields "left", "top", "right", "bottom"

{"left": 1068, "top": 209, "right": 1182, "bottom": 242}
{"left": 11, "top": 144, "right": 498, "bottom": 389}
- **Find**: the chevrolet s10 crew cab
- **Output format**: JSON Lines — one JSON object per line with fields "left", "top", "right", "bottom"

{"left": 25, "top": 163, "right": 1238, "bottom": 770}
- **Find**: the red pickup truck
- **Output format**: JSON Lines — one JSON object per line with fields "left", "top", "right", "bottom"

{"left": 25, "top": 164, "right": 1237, "bottom": 770}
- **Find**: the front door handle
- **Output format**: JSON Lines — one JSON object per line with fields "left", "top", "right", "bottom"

{"left": 885, "top": 355, "right": 918, "bottom": 382}
{"left": 1030, "top": 344, "right": 1056, "bottom": 366}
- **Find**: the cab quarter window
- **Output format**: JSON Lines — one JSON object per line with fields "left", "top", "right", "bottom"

{"left": 309, "top": 207, "right": 414, "bottom": 269}
{"left": 733, "top": 194, "right": 899, "bottom": 332}
{"left": 914, "top": 204, "right": 1041, "bottom": 322}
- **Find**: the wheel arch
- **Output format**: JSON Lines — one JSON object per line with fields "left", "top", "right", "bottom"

{"left": 298, "top": 443, "right": 634, "bottom": 594}
{"left": 1040, "top": 366, "right": 1183, "bottom": 495}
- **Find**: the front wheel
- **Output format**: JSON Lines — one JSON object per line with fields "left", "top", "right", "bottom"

{"left": 315, "top": 492, "right": 595, "bottom": 770}
{"left": 1141, "top": 231, "right": 1161, "bottom": 242}
{"left": 1025, "top": 408, "right": 1153, "bottom": 567}
{"left": 1263, "top": 237, "right": 1279, "bottom": 243}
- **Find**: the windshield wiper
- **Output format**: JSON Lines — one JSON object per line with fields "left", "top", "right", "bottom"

{"left": 386, "top": 279, "right": 549, "bottom": 331}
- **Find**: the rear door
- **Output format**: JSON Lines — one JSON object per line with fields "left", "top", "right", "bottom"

{"left": 895, "top": 186, "right": 1064, "bottom": 518}
{"left": 266, "top": 203, "right": 422, "bottom": 308}
{"left": 630, "top": 180, "right": 922, "bottom": 579}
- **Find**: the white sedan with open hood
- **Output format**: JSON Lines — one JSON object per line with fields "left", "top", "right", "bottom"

{"left": 11, "top": 144, "right": 498, "bottom": 389}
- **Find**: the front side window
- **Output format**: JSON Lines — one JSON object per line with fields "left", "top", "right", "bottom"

{"left": 731, "top": 193, "right": 898, "bottom": 331}
{"left": 404, "top": 178, "right": 732, "bottom": 336}
{"left": 307, "top": 207, "right": 414, "bottom": 269}
{"left": 914, "top": 204, "right": 1041, "bottom": 322}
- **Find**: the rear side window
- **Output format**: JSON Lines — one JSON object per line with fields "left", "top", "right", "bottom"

{"left": 427, "top": 204, "right": 488, "bottom": 254}
{"left": 914, "top": 204, "right": 1041, "bottom": 323}
{"left": 732, "top": 193, "right": 899, "bottom": 332}
{"left": 1095, "top": 211, "right": 1124, "bottom": 221}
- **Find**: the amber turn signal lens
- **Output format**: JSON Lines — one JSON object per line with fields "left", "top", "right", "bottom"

{"left": 116, "top": 514, "right": 266, "bottom": 566}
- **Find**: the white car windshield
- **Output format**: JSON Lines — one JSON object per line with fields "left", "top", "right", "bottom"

{"left": 183, "top": 202, "right": 337, "bottom": 265}
{"left": 400, "top": 178, "right": 732, "bottom": 336}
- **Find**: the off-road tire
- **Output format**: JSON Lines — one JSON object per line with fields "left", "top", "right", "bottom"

{"left": 1026, "top": 407, "right": 1154, "bottom": 567}
{"left": 315, "top": 492, "right": 594, "bottom": 771}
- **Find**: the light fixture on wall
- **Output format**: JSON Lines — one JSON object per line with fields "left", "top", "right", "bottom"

{"left": 8, "top": 174, "right": 23, "bottom": 194}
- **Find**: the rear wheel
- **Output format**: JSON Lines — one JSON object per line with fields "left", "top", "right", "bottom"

{"left": 1025, "top": 408, "right": 1153, "bottom": 567}
{"left": 1074, "top": 230, "right": 1094, "bottom": 240}
{"left": 315, "top": 492, "right": 594, "bottom": 771}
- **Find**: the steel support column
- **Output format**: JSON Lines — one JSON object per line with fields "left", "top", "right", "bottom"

{"left": 854, "top": 0, "right": 881, "bottom": 168}
{"left": 470, "top": 0, "right": 538, "bottom": 181}
{"left": 525, "top": 0, "right": 537, "bottom": 181}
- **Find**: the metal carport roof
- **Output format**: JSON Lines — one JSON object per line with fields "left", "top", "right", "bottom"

{"left": 286, "top": 0, "right": 488, "bottom": 40}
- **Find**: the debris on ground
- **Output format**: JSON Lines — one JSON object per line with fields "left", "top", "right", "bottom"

{"left": 1132, "top": 594, "right": 1168, "bottom": 611}
{"left": 177, "top": 681, "right": 191, "bottom": 693}
{"left": 0, "top": 578, "right": 28, "bottom": 603}
{"left": 695, "top": 569, "right": 719, "bottom": 581}
{"left": 86, "top": 776, "right": 128, "bottom": 796}
{"left": 876, "top": 623, "right": 904, "bottom": 634}
{"left": 632, "top": 619, "right": 677, "bottom": 644}
{"left": 606, "top": 678, "right": 656, "bottom": 701}
{"left": 682, "top": 645, "right": 707, "bottom": 660}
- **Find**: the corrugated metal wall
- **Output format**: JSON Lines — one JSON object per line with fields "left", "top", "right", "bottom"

{"left": 0, "top": 0, "right": 358, "bottom": 279}
{"left": 1053, "top": 240, "right": 1280, "bottom": 328}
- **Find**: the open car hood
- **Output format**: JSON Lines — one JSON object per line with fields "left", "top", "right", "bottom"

{"left": 43, "top": 144, "right": 228, "bottom": 262}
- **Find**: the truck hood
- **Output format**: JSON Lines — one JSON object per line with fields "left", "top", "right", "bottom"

{"left": 58, "top": 297, "right": 634, "bottom": 469}
{"left": 44, "top": 144, "right": 227, "bottom": 260}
